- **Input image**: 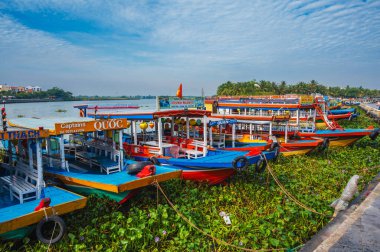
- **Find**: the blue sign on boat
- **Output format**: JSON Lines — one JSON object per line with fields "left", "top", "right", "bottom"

{"left": 158, "top": 96, "right": 205, "bottom": 109}
{"left": 209, "top": 119, "right": 237, "bottom": 127}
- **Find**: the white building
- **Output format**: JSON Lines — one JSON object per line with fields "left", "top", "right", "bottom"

{"left": 0, "top": 84, "right": 11, "bottom": 92}
{"left": 25, "top": 86, "right": 42, "bottom": 92}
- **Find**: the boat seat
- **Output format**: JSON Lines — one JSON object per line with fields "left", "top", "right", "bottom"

{"left": 182, "top": 149, "right": 204, "bottom": 159}
{"left": 169, "top": 146, "right": 186, "bottom": 159}
{"left": 1, "top": 165, "right": 38, "bottom": 204}
{"left": 96, "top": 158, "right": 121, "bottom": 175}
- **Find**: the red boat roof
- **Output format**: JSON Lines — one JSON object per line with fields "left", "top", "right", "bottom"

{"left": 153, "top": 109, "right": 211, "bottom": 118}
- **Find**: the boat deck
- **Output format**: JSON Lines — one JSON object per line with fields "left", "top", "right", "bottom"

{"left": 0, "top": 186, "right": 86, "bottom": 234}
{"left": 45, "top": 161, "right": 181, "bottom": 193}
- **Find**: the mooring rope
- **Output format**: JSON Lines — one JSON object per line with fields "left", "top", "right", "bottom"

{"left": 263, "top": 155, "right": 329, "bottom": 216}
{"left": 43, "top": 207, "right": 58, "bottom": 252}
{"left": 152, "top": 180, "right": 286, "bottom": 252}
{"left": 152, "top": 162, "right": 380, "bottom": 251}
{"left": 264, "top": 156, "right": 380, "bottom": 217}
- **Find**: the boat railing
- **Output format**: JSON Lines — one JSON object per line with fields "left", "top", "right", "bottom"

{"left": 219, "top": 109, "right": 298, "bottom": 118}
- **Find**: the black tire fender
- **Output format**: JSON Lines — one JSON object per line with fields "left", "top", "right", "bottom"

{"left": 127, "top": 161, "right": 153, "bottom": 174}
{"left": 255, "top": 158, "right": 267, "bottom": 173}
{"left": 36, "top": 215, "right": 66, "bottom": 244}
{"left": 232, "top": 156, "right": 249, "bottom": 169}
{"left": 369, "top": 129, "right": 380, "bottom": 140}
{"left": 321, "top": 138, "right": 330, "bottom": 150}
{"left": 149, "top": 156, "right": 161, "bottom": 166}
{"left": 272, "top": 146, "right": 280, "bottom": 161}
{"left": 269, "top": 142, "right": 279, "bottom": 151}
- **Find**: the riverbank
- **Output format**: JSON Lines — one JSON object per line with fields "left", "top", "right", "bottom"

{"left": 360, "top": 103, "right": 380, "bottom": 123}
{"left": 302, "top": 172, "right": 380, "bottom": 251}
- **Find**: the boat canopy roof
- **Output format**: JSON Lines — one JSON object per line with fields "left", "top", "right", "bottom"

{"left": 153, "top": 109, "right": 210, "bottom": 118}
{"left": 88, "top": 109, "right": 211, "bottom": 120}
{"left": 8, "top": 117, "right": 128, "bottom": 135}
{"left": 9, "top": 117, "right": 93, "bottom": 131}
{"left": 207, "top": 118, "right": 273, "bottom": 126}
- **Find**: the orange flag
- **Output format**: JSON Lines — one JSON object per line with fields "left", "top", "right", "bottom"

{"left": 176, "top": 83, "right": 183, "bottom": 99}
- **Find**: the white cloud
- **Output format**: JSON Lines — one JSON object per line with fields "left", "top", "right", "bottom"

{"left": 0, "top": 0, "right": 379, "bottom": 93}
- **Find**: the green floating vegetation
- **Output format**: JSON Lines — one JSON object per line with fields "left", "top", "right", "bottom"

{"left": 17, "top": 115, "right": 25, "bottom": 118}
{"left": 2, "top": 107, "right": 380, "bottom": 251}
{"left": 55, "top": 109, "right": 67, "bottom": 113}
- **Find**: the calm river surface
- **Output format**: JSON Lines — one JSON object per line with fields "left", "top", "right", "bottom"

{"left": 4, "top": 99, "right": 157, "bottom": 119}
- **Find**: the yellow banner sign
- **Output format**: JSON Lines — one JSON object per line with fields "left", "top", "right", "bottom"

{"left": 0, "top": 130, "right": 50, "bottom": 140}
{"left": 300, "top": 95, "right": 314, "bottom": 105}
{"left": 55, "top": 119, "right": 128, "bottom": 135}
{"left": 273, "top": 115, "right": 291, "bottom": 121}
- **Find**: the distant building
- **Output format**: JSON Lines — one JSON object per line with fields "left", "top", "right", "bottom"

{"left": 0, "top": 84, "right": 11, "bottom": 92}
{"left": 10, "top": 86, "right": 26, "bottom": 93}
{"left": 25, "top": 85, "right": 42, "bottom": 92}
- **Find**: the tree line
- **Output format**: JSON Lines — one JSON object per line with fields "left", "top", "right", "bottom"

{"left": 1, "top": 87, "right": 74, "bottom": 100}
{"left": 216, "top": 80, "right": 380, "bottom": 98}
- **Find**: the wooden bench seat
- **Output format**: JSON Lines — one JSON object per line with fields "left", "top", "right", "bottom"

{"left": 0, "top": 164, "right": 38, "bottom": 204}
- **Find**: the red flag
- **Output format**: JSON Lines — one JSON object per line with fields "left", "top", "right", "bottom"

{"left": 176, "top": 83, "right": 183, "bottom": 99}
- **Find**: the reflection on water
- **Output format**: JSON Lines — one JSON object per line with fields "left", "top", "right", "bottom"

{"left": 4, "top": 99, "right": 157, "bottom": 119}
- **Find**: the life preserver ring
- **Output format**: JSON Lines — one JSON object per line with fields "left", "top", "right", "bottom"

{"left": 321, "top": 138, "right": 330, "bottom": 150}
{"left": 127, "top": 161, "right": 153, "bottom": 174}
{"left": 36, "top": 215, "right": 66, "bottom": 244}
{"left": 255, "top": 158, "right": 267, "bottom": 173}
{"left": 232, "top": 156, "right": 249, "bottom": 169}
{"left": 369, "top": 129, "right": 380, "bottom": 140}
{"left": 149, "top": 156, "right": 161, "bottom": 166}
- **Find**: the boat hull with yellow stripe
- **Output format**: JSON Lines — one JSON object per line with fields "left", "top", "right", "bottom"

{"left": 44, "top": 162, "right": 181, "bottom": 203}
{"left": 0, "top": 186, "right": 86, "bottom": 236}
{"left": 297, "top": 127, "right": 379, "bottom": 147}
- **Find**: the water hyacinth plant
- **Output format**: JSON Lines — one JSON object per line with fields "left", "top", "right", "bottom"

{"left": 1, "top": 107, "right": 379, "bottom": 251}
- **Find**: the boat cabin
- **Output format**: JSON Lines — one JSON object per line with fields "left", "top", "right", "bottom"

{"left": 8, "top": 117, "right": 181, "bottom": 203}
{"left": 0, "top": 125, "right": 86, "bottom": 241}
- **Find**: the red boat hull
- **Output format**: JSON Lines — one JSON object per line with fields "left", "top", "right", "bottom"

{"left": 181, "top": 168, "right": 236, "bottom": 185}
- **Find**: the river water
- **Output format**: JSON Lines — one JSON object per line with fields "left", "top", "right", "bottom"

{"left": 4, "top": 99, "right": 157, "bottom": 119}
{"left": 4, "top": 99, "right": 379, "bottom": 119}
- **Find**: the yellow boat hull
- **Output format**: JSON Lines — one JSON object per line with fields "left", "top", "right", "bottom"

{"left": 281, "top": 148, "right": 315, "bottom": 156}
{"left": 0, "top": 187, "right": 87, "bottom": 235}
{"left": 328, "top": 137, "right": 362, "bottom": 147}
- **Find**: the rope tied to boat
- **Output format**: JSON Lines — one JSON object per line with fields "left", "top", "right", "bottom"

{"left": 42, "top": 206, "right": 58, "bottom": 252}
{"left": 263, "top": 154, "right": 330, "bottom": 217}
{"left": 151, "top": 180, "right": 286, "bottom": 252}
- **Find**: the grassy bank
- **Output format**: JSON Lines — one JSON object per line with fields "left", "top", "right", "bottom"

{"left": 1, "top": 107, "right": 379, "bottom": 251}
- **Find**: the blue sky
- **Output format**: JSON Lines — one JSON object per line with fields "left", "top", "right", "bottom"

{"left": 0, "top": 0, "right": 379, "bottom": 95}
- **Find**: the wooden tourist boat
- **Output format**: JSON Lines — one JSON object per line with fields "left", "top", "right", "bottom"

{"left": 208, "top": 95, "right": 378, "bottom": 147}
{"left": 8, "top": 117, "right": 182, "bottom": 203}
{"left": 207, "top": 95, "right": 356, "bottom": 122}
{"left": 208, "top": 114, "right": 325, "bottom": 156}
{"left": 0, "top": 123, "right": 86, "bottom": 243}
{"left": 78, "top": 102, "right": 278, "bottom": 184}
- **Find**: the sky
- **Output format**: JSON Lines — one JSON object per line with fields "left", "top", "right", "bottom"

{"left": 0, "top": 0, "right": 379, "bottom": 96}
